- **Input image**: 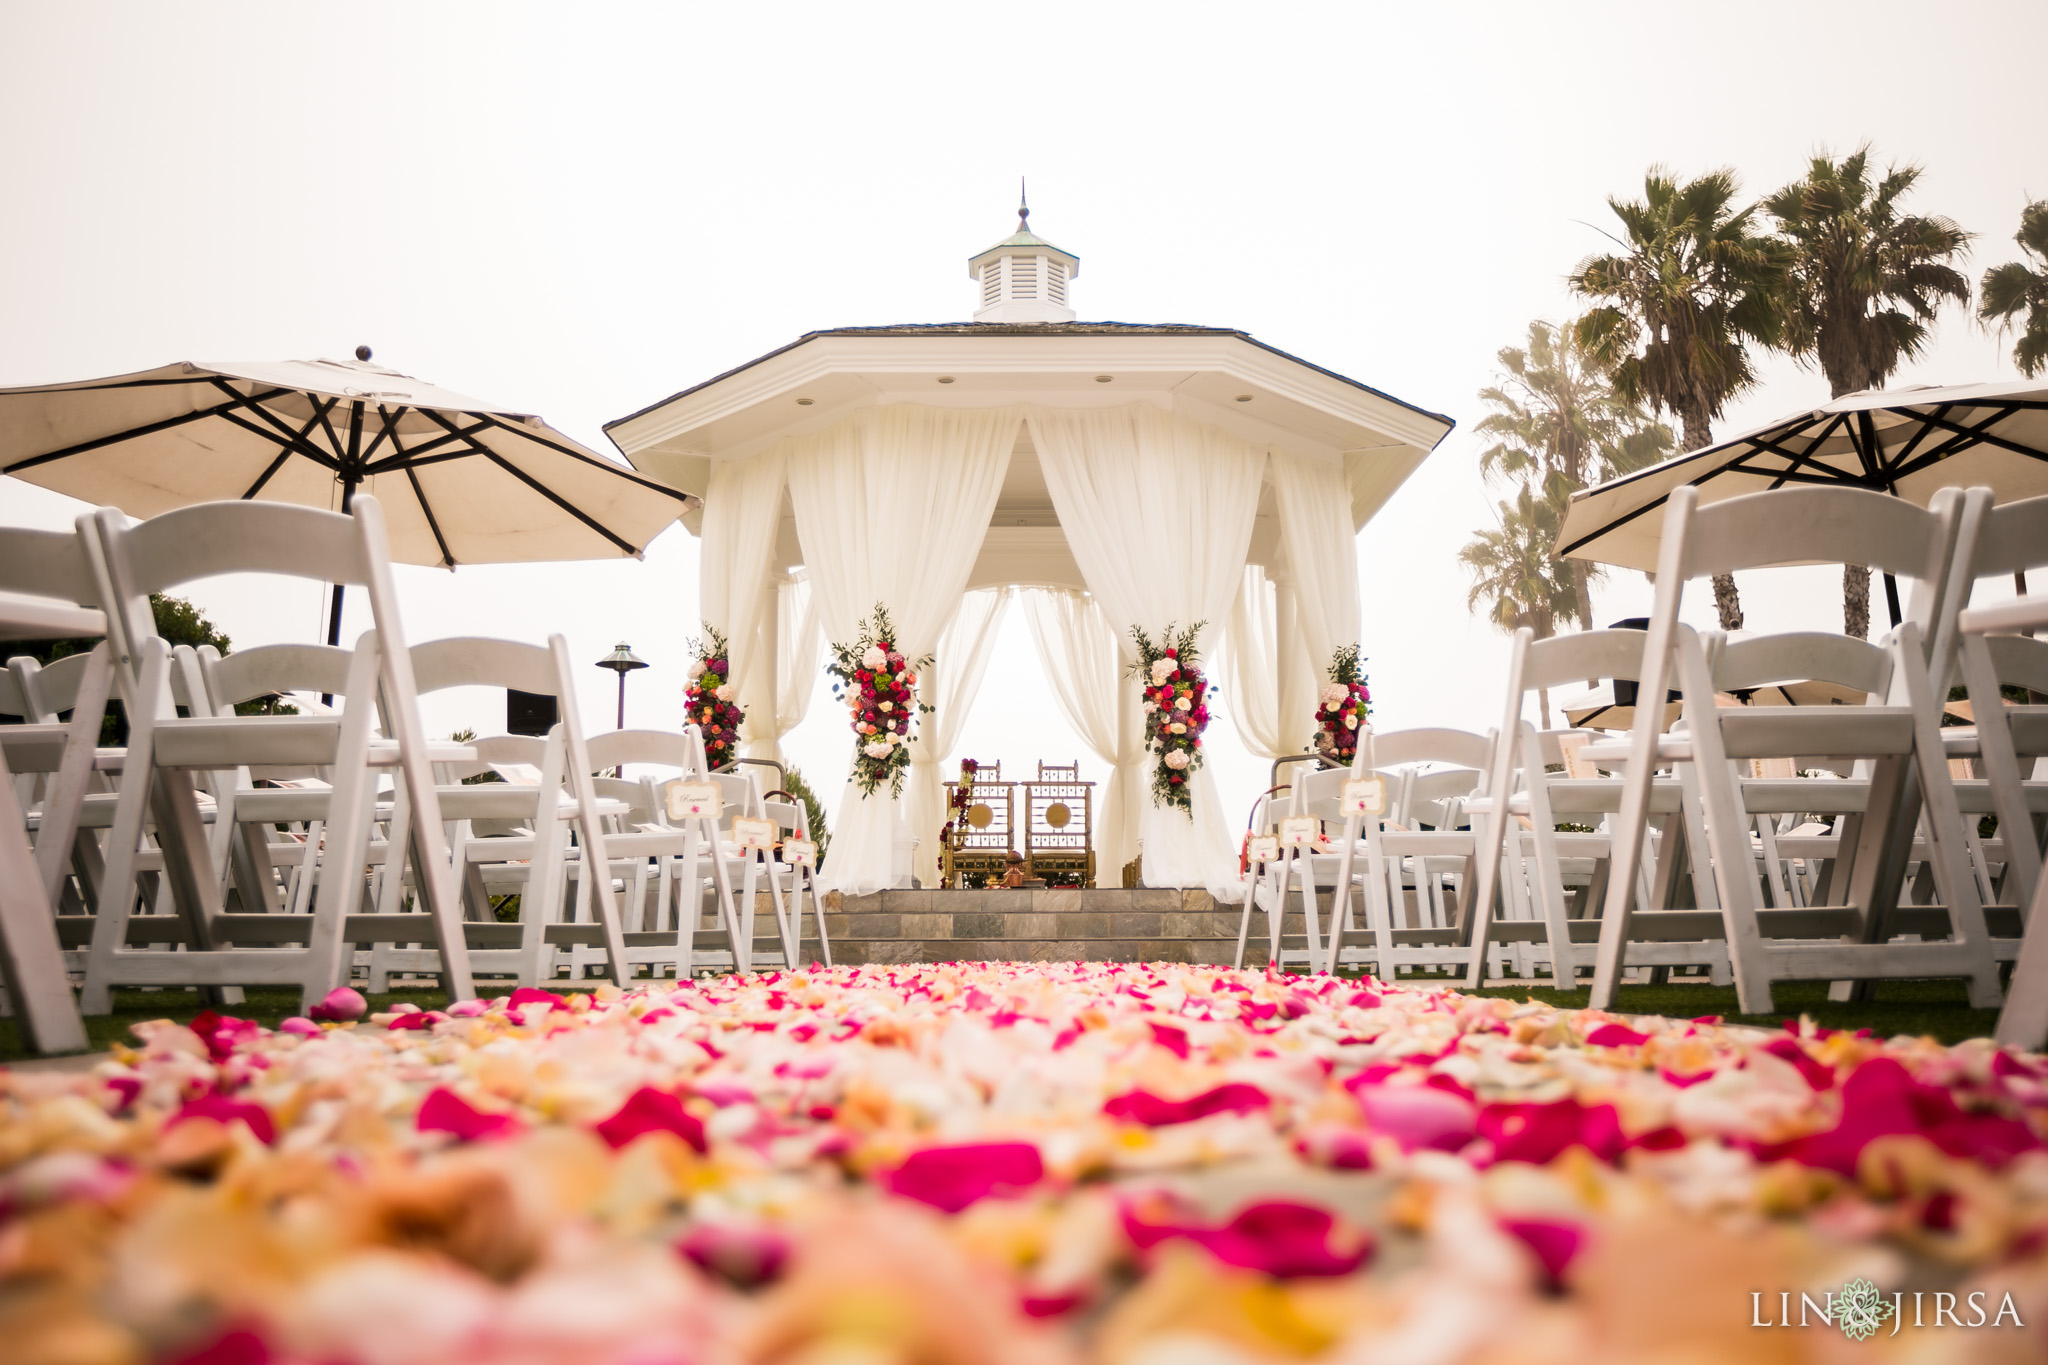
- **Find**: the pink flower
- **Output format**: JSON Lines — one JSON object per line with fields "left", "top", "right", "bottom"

{"left": 1148, "top": 1021, "right": 1191, "bottom": 1059}
{"left": 594, "top": 1086, "right": 708, "bottom": 1153}
{"left": 1757, "top": 1056, "right": 2042, "bottom": 1175}
{"left": 277, "top": 1016, "right": 321, "bottom": 1037}
{"left": 1501, "top": 1217, "right": 1584, "bottom": 1283}
{"left": 1478, "top": 1097, "right": 1625, "bottom": 1165}
{"left": 677, "top": 1221, "right": 791, "bottom": 1288}
{"left": 1354, "top": 1083, "right": 1477, "bottom": 1153}
{"left": 170, "top": 1093, "right": 277, "bottom": 1145}
{"left": 1103, "top": 1082, "right": 1269, "bottom": 1127}
{"left": 1584, "top": 1023, "right": 1651, "bottom": 1048}
{"left": 416, "top": 1087, "right": 523, "bottom": 1142}
{"left": 307, "top": 986, "right": 369, "bottom": 1023}
{"left": 884, "top": 1141, "right": 1045, "bottom": 1213}
{"left": 1123, "top": 1198, "right": 1371, "bottom": 1278}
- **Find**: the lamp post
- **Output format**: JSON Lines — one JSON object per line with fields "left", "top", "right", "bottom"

{"left": 595, "top": 643, "right": 647, "bottom": 776}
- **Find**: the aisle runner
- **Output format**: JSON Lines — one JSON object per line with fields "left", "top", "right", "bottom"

{"left": 4, "top": 965, "right": 2045, "bottom": 1362}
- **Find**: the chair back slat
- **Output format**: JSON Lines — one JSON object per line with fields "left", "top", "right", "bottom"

{"left": 203, "top": 643, "right": 355, "bottom": 707}
{"left": 410, "top": 636, "right": 560, "bottom": 697}
{"left": 1970, "top": 495, "right": 2048, "bottom": 578}
{"left": 0, "top": 526, "right": 102, "bottom": 607}
{"left": 1679, "top": 484, "right": 1954, "bottom": 584}
{"left": 1714, "top": 631, "right": 1890, "bottom": 697}
{"left": 584, "top": 728, "right": 698, "bottom": 774}
{"left": 1367, "top": 727, "right": 1494, "bottom": 772}
{"left": 1519, "top": 629, "right": 1656, "bottom": 695}
{"left": 1985, "top": 635, "right": 2048, "bottom": 694}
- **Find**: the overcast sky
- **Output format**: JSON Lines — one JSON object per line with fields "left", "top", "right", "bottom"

{"left": 3, "top": 1, "right": 2043, "bottom": 834}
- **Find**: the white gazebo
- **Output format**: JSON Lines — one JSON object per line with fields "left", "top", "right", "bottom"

{"left": 604, "top": 207, "right": 1452, "bottom": 898}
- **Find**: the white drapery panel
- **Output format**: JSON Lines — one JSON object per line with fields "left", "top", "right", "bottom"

{"left": 1019, "top": 587, "right": 1143, "bottom": 879}
{"left": 785, "top": 405, "right": 1021, "bottom": 894}
{"left": 1270, "top": 450, "right": 1362, "bottom": 686}
{"left": 697, "top": 451, "right": 787, "bottom": 708}
{"left": 740, "top": 574, "right": 823, "bottom": 766}
{"left": 906, "top": 588, "right": 1010, "bottom": 888}
{"left": 1025, "top": 405, "right": 1263, "bottom": 899}
{"left": 1219, "top": 565, "right": 1288, "bottom": 760}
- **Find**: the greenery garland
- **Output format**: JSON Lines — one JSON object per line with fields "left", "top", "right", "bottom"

{"left": 1127, "top": 622, "right": 1209, "bottom": 815}
{"left": 826, "top": 603, "right": 933, "bottom": 799}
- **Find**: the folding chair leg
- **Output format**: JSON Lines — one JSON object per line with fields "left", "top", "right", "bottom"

{"left": 0, "top": 745, "right": 88, "bottom": 1053}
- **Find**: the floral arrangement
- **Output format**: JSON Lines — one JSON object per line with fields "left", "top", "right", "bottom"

{"left": 943, "top": 757, "right": 981, "bottom": 845}
{"left": 827, "top": 603, "right": 931, "bottom": 799}
{"left": 1314, "top": 643, "right": 1372, "bottom": 766}
{"left": 8, "top": 966, "right": 2046, "bottom": 1365}
{"left": 1129, "top": 622, "right": 1210, "bottom": 814}
{"left": 683, "top": 627, "right": 744, "bottom": 770}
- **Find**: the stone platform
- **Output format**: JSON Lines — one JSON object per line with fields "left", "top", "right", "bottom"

{"left": 803, "top": 888, "right": 1302, "bottom": 967}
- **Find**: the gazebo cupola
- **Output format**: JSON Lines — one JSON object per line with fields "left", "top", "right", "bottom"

{"left": 967, "top": 196, "right": 1079, "bottom": 324}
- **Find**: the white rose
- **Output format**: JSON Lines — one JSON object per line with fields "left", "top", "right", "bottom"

{"left": 714, "top": 683, "right": 736, "bottom": 702}
{"left": 686, "top": 660, "right": 706, "bottom": 682}
{"left": 861, "top": 645, "right": 887, "bottom": 670}
{"left": 1174, "top": 696, "right": 1192, "bottom": 712}
{"left": 879, "top": 701, "right": 893, "bottom": 713}
{"left": 1344, "top": 714, "right": 1359, "bottom": 730}
{"left": 1321, "top": 683, "right": 1347, "bottom": 707}
{"left": 1170, "top": 722, "right": 1187, "bottom": 734}
{"left": 1163, "top": 750, "right": 1190, "bottom": 770}
{"left": 1149, "top": 659, "right": 1174, "bottom": 685}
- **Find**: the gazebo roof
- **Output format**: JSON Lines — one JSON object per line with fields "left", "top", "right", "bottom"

{"left": 604, "top": 321, "right": 1454, "bottom": 533}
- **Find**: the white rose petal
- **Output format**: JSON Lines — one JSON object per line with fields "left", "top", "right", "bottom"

{"left": 880, "top": 701, "right": 893, "bottom": 713}
{"left": 1344, "top": 714, "right": 1359, "bottom": 730}
{"left": 1174, "top": 696, "right": 1192, "bottom": 712}
{"left": 1170, "top": 722, "right": 1187, "bottom": 734}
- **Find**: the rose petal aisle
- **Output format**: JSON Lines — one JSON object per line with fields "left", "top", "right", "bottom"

{"left": 5, "top": 967, "right": 2048, "bottom": 1365}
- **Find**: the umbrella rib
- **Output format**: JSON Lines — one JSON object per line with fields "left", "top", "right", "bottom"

{"left": 1, "top": 383, "right": 302, "bottom": 474}
{"left": 414, "top": 408, "right": 643, "bottom": 554}
{"left": 212, "top": 407, "right": 341, "bottom": 471}
{"left": 382, "top": 424, "right": 457, "bottom": 567}
{"left": 1889, "top": 405, "right": 2045, "bottom": 465}
{"left": 467, "top": 413, "right": 697, "bottom": 501}
{"left": 238, "top": 399, "right": 339, "bottom": 498}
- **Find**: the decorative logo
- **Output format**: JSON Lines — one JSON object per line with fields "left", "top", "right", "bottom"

{"left": 1834, "top": 1277, "right": 1896, "bottom": 1342}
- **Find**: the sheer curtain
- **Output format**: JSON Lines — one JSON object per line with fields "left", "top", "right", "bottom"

{"left": 785, "top": 405, "right": 1020, "bottom": 894}
{"left": 1026, "top": 405, "right": 1264, "bottom": 899}
{"left": 1020, "top": 588, "right": 1143, "bottom": 880}
{"left": 740, "top": 573, "right": 822, "bottom": 766}
{"left": 697, "top": 451, "right": 787, "bottom": 709}
{"left": 1270, "top": 450, "right": 1362, "bottom": 685}
{"left": 906, "top": 588, "right": 1010, "bottom": 887}
{"left": 1219, "top": 565, "right": 1286, "bottom": 760}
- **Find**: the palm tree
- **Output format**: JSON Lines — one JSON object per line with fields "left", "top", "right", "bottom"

{"left": 1765, "top": 146, "right": 1973, "bottom": 639}
{"left": 1980, "top": 200, "right": 2048, "bottom": 379}
{"left": 1476, "top": 319, "right": 1673, "bottom": 629}
{"left": 1570, "top": 168, "right": 1792, "bottom": 629}
{"left": 1461, "top": 485, "right": 1579, "bottom": 725}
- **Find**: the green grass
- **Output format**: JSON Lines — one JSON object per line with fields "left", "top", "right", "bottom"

{"left": 1, "top": 975, "right": 2006, "bottom": 1062}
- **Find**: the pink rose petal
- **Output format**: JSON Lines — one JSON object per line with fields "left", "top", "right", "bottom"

{"left": 1103, "top": 1082, "right": 1270, "bottom": 1127}
{"left": 170, "top": 1093, "right": 276, "bottom": 1146}
{"left": 1355, "top": 1083, "right": 1477, "bottom": 1153}
{"left": 595, "top": 1086, "right": 707, "bottom": 1153}
{"left": 1501, "top": 1217, "right": 1584, "bottom": 1282}
{"left": 884, "top": 1141, "right": 1044, "bottom": 1213}
{"left": 308, "top": 987, "right": 367, "bottom": 1023}
{"left": 416, "top": 1086, "right": 522, "bottom": 1142}
{"left": 1585, "top": 1023, "right": 1650, "bottom": 1047}
{"left": 1124, "top": 1198, "right": 1371, "bottom": 1278}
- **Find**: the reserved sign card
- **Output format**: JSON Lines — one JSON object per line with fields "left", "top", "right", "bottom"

{"left": 732, "top": 815, "right": 778, "bottom": 850}
{"left": 781, "top": 837, "right": 817, "bottom": 868}
{"left": 1341, "top": 777, "right": 1386, "bottom": 817}
{"left": 1279, "top": 815, "right": 1320, "bottom": 848}
{"left": 663, "top": 780, "right": 721, "bottom": 821}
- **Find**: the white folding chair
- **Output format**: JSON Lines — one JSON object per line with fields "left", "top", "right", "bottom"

{"left": 580, "top": 726, "right": 748, "bottom": 980}
{"left": 1584, "top": 484, "right": 2001, "bottom": 1015}
{"left": 77, "top": 497, "right": 475, "bottom": 1013}
{"left": 0, "top": 524, "right": 110, "bottom": 1052}
{"left": 406, "top": 636, "right": 633, "bottom": 989}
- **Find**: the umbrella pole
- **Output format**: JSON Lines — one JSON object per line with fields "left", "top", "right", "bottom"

{"left": 320, "top": 477, "right": 359, "bottom": 702}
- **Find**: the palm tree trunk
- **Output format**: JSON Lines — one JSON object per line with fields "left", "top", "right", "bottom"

{"left": 1573, "top": 561, "right": 1597, "bottom": 631}
{"left": 1843, "top": 563, "right": 1871, "bottom": 639}
{"left": 1539, "top": 685, "right": 1552, "bottom": 730}
{"left": 1679, "top": 405, "right": 1743, "bottom": 630}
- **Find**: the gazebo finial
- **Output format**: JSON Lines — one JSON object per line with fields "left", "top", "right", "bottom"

{"left": 1019, "top": 177, "right": 1029, "bottom": 232}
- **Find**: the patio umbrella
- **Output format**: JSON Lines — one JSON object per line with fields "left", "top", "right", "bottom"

{"left": 0, "top": 349, "right": 695, "bottom": 643}
{"left": 1556, "top": 379, "right": 2048, "bottom": 623}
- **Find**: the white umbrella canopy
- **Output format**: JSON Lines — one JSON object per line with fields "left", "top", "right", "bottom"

{"left": 1557, "top": 379, "right": 2048, "bottom": 573}
{"left": 0, "top": 350, "right": 694, "bottom": 572}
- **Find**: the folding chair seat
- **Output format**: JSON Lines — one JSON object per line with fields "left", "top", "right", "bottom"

{"left": 76, "top": 497, "right": 475, "bottom": 1014}
{"left": 1583, "top": 484, "right": 2001, "bottom": 1015}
